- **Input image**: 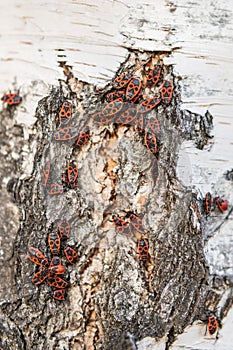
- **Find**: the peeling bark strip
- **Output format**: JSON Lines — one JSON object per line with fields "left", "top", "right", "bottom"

{"left": 0, "top": 51, "right": 231, "bottom": 350}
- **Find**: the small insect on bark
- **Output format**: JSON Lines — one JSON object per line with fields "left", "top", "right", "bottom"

{"left": 204, "top": 192, "right": 213, "bottom": 216}
{"left": 64, "top": 246, "right": 78, "bottom": 264}
{"left": 205, "top": 311, "right": 220, "bottom": 340}
{"left": 137, "top": 239, "right": 149, "bottom": 262}
{"left": 27, "top": 247, "right": 48, "bottom": 267}
{"left": 160, "top": 80, "right": 173, "bottom": 105}
{"left": 58, "top": 220, "right": 70, "bottom": 240}
{"left": 59, "top": 101, "right": 72, "bottom": 125}
{"left": 53, "top": 289, "right": 66, "bottom": 301}
{"left": 1, "top": 93, "right": 22, "bottom": 105}
{"left": 215, "top": 197, "right": 228, "bottom": 213}
{"left": 48, "top": 232, "right": 61, "bottom": 255}
{"left": 112, "top": 215, "right": 131, "bottom": 235}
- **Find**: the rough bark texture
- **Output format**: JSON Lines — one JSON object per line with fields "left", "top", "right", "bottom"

{"left": 1, "top": 51, "right": 232, "bottom": 350}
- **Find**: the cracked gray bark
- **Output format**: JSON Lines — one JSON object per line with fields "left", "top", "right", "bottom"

{"left": 0, "top": 51, "right": 232, "bottom": 350}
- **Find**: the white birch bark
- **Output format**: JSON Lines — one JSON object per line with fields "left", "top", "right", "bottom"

{"left": 0, "top": 1, "right": 232, "bottom": 349}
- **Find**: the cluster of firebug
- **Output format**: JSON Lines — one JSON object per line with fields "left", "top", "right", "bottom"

{"left": 27, "top": 220, "right": 78, "bottom": 301}
{"left": 53, "top": 101, "right": 91, "bottom": 144}
{"left": 113, "top": 212, "right": 149, "bottom": 262}
{"left": 1, "top": 92, "right": 22, "bottom": 106}
{"left": 92, "top": 64, "right": 172, "bottom": 130}
{"left": 92, "top": 62, "right": 172, "bottom": 184}
{"left": 41, "top": 101, "right": 91, "bottom": 195}
{"left": 204, "top": 192, "right": 228, "bottom": 216}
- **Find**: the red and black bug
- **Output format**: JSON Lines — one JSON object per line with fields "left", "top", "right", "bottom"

{"left": 47, "top": 183, "right": 64, "bottom": 195}
{"left": 47, "top": 275, "right": 68, "bottom": 289}
{"left": 112, "top": 73, "right": 131, "bottom": 89}
{"left": 48, "top": 232, "right": 60, "bottom": 255}
{"left": 67, "top": 161, "right": 78, "bottom": 185}
{"left": 205, "top": 312, "right": 220, "bottom": 340}
{"left": 49, "top": 256, "right": 65, "bottom": 275}
{"left": 53, "top": 289, "right": 66, "bottom": 301}
{"left": 129, "top": 213, "right": 144, "bottom": 233}
{"left": 137, "top": 97, "right": 161, "bottom": 114}
{"left": 105, "top": 90, "right": 125, "bottom": 103}
{"left": 125, "top": 78, "right": 142, "bottom": 102}
{"left": 41, "top": 161, "right": 51, "bottom": 187}
{"left": 54, "top": 126, "right": 79, "bottom": 141}
{"left": 59, "top": 101, "right": 72, "bottom": 125}
{"left": 58, "top": 220, "right": 70, "bottom": 240}
{"left": 102, "top": 100, "right": 123, "bottom": 117}
{"left": 75, "top": 126, "right": 91, "bottom": 148}
{"left": 135, "top": 113, "right": 145, "bottom": 136}
{"left": 112, "top": 215, "right": 131, "bottom": 235}
{"left": 160, "top": 80, "right": 173, "bottom": 105}
{"left": 146, "top": 65, "right": 161, "bottom": 87}
{"left": 147, "top": 118, "right": 161, "bottom": 134}
{"left": 27, "top": 247, "right": 48, "bottom": 267}
{"left": 32, "top": 267, "right": 48, "bottom": 285}
{"left": 64, "top": 246, "right": 78, "bottom": 264}
{"left": 204, "top": 192, "right": 213, "bottom": 215}
{"left": 114, "top": 107, "right": 138, "bottom": 126}
{"left": 137, "top": 239, "right": 149, "bottom": 261}
{"left": 215, "top": 197, "right": 228, "bottom": 213}
{"left": 62, "top": 161, "right": 79, "bottom": 188}
{"left": 144, "top": 132, "right": 158, "bottom": 156}
{"left": 1, "top": 93, "right": 22, "bottom": 105}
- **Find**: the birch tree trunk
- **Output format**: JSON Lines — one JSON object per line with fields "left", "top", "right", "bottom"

{"left": 0, "top": 1, "right": 233, "bottom": 350}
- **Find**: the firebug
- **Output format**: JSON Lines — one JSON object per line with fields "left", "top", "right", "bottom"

{"left": 147, "top": 118, "right": 161, "bottom": 134}
{"left": 102, "top": 101, "right": 123, "bottom": 117}
{"left": 58, "top": 220, "right": 70, "bottom": 240}
{"left": 114, "top": 107, "right": 137, "bottom": 126}
{"left": 59, "top": 101, "right": 72, "bottom": 125}
{"left": 27, "top": 247, "right": 48, "bottom": 267}
{"left": 160, "top": 80, "right": 173, "bottom": 105}
{"left": 137, "top": 97, "right": 161, "bottom": 114}
{"left": 67, "top": 161, "right": 78, "bottom": 185}
{"left": 204, "top": 192, "right": 213, "bottom": 215}
{"left": 64, "top": 246, "right": 78, "bottom": 264}
{"left": 205, "top": 312, "right": 219, "bottom": 340}
{"left": 32, "top": 267, "right": 48, "bottom": 285}
{"left": 49, "top": 256, "right": 65, "bottom": 275}
{"left": 112, "top": 215, "right": 131, "bottom": 235}
{"left": 41, "top": 162, "right": 50, "bottom": 187}
{"left": 105, "top": 90, "right": 125, "bottom": 103}
{"left": 144, "top": 132, "right": 158, "bottom": 156}
{"left": 112, "top": 73, "right": 131, "bottom": 89}
{"left": 54, "top": 126, "right": 79, "bottom": 141}
{"left": 1, "top": 93, "right": 22, "bottom": 105}
{"left": 47, "top": 275, "right": 68, "bottom": 289}
{"left": 215, "top": 197, "right": 228, "bottom": 213}
{"left": 53, "top": 289, "right": 66, "bottom": 301}
{"left": 125, "top": 78, "right": 142, "bottom": 101}
{"left": 146, "top": 65, "right": 161, "bottom": 87}
{"left": 129, "top": 213, "right": 144, "bottom": 233}
{"left": 75, "top": 126, "right": 91, "bottom": 148}
{"left": 48, "top": 232, "right": 60, "bottom": 255}
{"left": 135, "top": 113, "right": 145, "bottom": 136}
{"left": 137, "top": 239, "right": 149, "bottom": 261}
